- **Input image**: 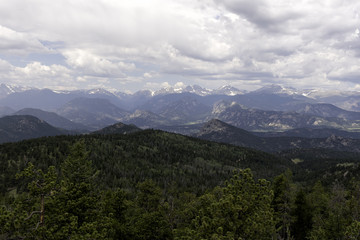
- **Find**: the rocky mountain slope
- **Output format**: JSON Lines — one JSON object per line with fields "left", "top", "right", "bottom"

{"left": 210, "top": 101, "right": 360, "bottom": 131}
{"left": 196, "top": 119, "right": 360, "bottom": 153}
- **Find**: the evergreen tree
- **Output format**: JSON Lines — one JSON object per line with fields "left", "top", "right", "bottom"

{"left": 272, "top": 170, "right": 293, "bottom": 240}
{"left": 1, "top": 163, "right": 58, "bottom": 239}
{"left": 128, "top": 179, "right": 173, "bottom": 240}
{"left": 291, "top": 189, "right": 312, "bottom": 240}
{"left": 2, "top": 141, "right": 112, "bottom": 239}
{"left": 175, "top": 169, "right": 276, "bottom": 239}
{"left": 102, "top": 188, "right": 129, "bottom": 239}
{"left": 44, "top": 140, "right": 110, "bottom": 239}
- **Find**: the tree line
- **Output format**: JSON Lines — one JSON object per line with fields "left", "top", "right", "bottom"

{"left": 1, "top": 141, "right": 360, "bottom": 239}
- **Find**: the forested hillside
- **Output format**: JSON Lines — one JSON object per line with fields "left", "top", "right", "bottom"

{"left": 0, "top": 130, "right": 289, "bottom": 195}
{"left": 1, "top": 131, "right": 360, "bottom": 239}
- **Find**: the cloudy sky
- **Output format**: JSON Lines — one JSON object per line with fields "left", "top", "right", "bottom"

{"left": 0, "top": 0, "right": 360, "bottom": 92}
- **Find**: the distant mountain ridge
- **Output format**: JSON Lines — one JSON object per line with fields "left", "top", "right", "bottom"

{"left": 1, "top": 83, "right": 360, "bottom": 134}
{"left": 14, "top": 108, "right": 89, "bottom": 131}
{"left": 195, "top": 119, "right": 263, "bottom": 148}
{"left": 290, "top": 103, "right": 360, "bottom": 120}
{"left": 0, "top": 83, "right": 32, "bottom": 99}
{"left": 56, "top": 97, "right": 129, "bottom": 130}
{"left": 209, "top": 101, "right": 360, "bottom": 131}
{"left": 122, "top": 110, "right": 171, "bottom": 129}
{"left": 253, "top": 84, "right": 300, "bottom": 95}
{"left": 0, "top": 106, "right": 15, "bottom": 117}
{"left": 196, "top": 119, "right": 360, "bottom": 153}
{"left": 1, "top": 82, "right": 360, "bottom": 101}
{"left": 0, "top": 115, "right": 68, "bottom": 143}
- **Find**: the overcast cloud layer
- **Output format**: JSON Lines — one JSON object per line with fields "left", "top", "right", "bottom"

{"left": 0, "top": 0, "right": 360, "bottom": 92}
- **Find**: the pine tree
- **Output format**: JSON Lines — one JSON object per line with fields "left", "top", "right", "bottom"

{"left": 291, "top": 189, "right": 312, "bottom": 240}
{"left": 272, "top": 171, "right": 294, "bottom": 240}
{"left": 1, "top": 162, "right": 58, "bottom": 239}
{"left": 43, "top": 140, "right": 110, "bottom": 239}
{"left": 175, "top": 169, "right": 276, "bottom": 239}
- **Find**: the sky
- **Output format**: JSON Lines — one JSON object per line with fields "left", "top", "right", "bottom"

{"left": 0, "top": 0, "right": 360, "bottom": 92}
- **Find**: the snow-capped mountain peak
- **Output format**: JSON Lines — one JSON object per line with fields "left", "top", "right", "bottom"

{"left": 154, "top": 85, "right": 212, "bottom": 96}
{"left": 0, "top": 83, "right": 32, "bottom": 99}
{"left": 213, "top": 85, "right": 243, "bottom": 96}
{"left": 253, "top": 84, "right": 300, "bottom": 95}
{"left": 85, "top": 88, "right": 114, "bottom": 96}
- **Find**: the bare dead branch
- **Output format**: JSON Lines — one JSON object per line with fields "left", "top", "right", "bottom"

{"left": 25, "top": 211, "right": 41, "bottom": 220}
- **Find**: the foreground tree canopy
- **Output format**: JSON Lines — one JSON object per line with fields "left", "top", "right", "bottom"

{"left": 1, "top": 132, "right": 360, "bottom": 239}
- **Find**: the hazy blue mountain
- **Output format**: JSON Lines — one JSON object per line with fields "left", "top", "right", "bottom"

{"left": 230, "top": 92, "right": 315, "bottom": 111}
{"left": 0, "top": 88, "right": 71, "bottom": 110}
{"left": 196, "top": 119, "right": 360, "bottom": 153}
{"left": 317, "top": 95, "right": 360, "bottom": 112}
{"left": 210, "top": 101, "right": 360, "bottom": 131}
{"left": 0, "top": 83, "right": 31, "bottom": 99}
{"left": 138, "top": 92, "right": 203, "bottom": 113}
{"left": 0, "top": 106, "right": 15, "bottom": 117}
{"left": 2, "top": 83, "right": 360, "bottom": 135}
{"left": 290, "top": 103, "right": 360, "bottom": 120}
{"left": 14, "top": 108, "right": 89, "bottom": 131}
{"left": 0, "top": 83, "right": 16, "bottom": 98}
{"left": 252, "top": 84, "right": 300, "bottom": 95}
{"left": 56, "top": 97, "right": 129, "bottom": 130}
{"left": 0, "top": 87, "right": 124, "bottom": 111}
{"left": 0, "top": 115, "right": 67, "bottom": 143}
{"left": 157, "top": 98, "right": 211, "bottom": 123}
{"left": 303, "top": 89, "right": 360, "bottom": 112}
{"left": 122, "top": 110, "right": 171, "bottom": 128}
{"left": 212, "top": 85, "right": 244, "bottom": 96}
{"left": 113, "top": 90, "right": 153, "bottom": 111}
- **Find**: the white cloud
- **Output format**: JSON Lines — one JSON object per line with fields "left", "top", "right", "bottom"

{"left": 63, "top": 49, "right": 135, "bottom": 78}
{"left": 11, "top": 62, "right": 72, "bottom": 88}
{"left": 143, "top": 71, "right": 161, "bottom": 79}
{"left": 0, "top": 58, "right": 14, "bottom": 71}
{"left": 0, "top": 25, "right": 47, "bottom": 55}
{"left": 15, "top": 61, "right": 70, "bottom": 78}
{"left": 174, "top": 82, "right": 186, "bottom": 88}
{"left": 0, "top": 0, "right": 359, "bottom": 90}
{"left": 161, "top": 82, "right": 171, "bottom": 88}
{"left": 0, "top": 58, "right": 73, "bottom": 89}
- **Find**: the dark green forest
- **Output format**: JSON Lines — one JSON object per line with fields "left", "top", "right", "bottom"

{"left": 1, "top": 130, "right": 360, "bottom": 239}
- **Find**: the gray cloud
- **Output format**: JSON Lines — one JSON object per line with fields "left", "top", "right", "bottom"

{"left": 0, "top": 25, "right": 48, "bottom": 55}
{"left": 0, "top": 0, "right": 359, "bottom": 91}
{"left": 216, "top": 0, "right": 302, "bottom": 32}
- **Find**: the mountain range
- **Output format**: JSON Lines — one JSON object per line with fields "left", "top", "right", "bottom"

{"left": 209, "top": 101, "right": 360, "bottom": 131}
{"left": 195, "top": 119, "right": 360, "bottom": 153}
{"left": 56, "top": 97, "right": 129, "bottom": 130}
{"left": 2, "top": 112, "right": 360, "bottom": 155}
{"left": 1, "top": 82, "right": 360, "bottom": 139}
